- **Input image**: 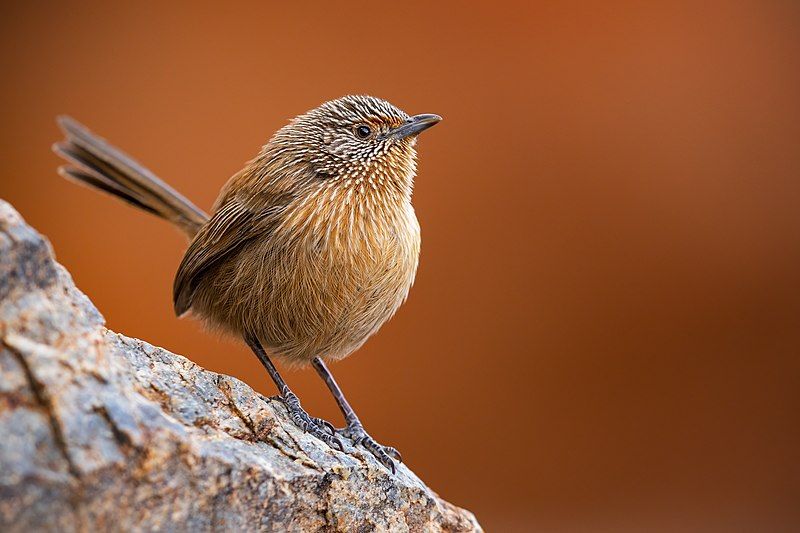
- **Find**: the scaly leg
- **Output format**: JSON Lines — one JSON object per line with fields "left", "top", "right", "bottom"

{"left": 312, "top": 357, "right": 401, "bottom": 473}
{"left": 245, "top": 335, "right": 342, "bottom": 451}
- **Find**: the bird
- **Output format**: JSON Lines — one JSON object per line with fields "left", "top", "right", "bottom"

{"left": 53, "top": 95, "right": 441, "bottom": 473}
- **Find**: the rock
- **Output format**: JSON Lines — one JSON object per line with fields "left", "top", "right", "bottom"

{"left": 0, "top": 199, "right": 481, "bottom": 532}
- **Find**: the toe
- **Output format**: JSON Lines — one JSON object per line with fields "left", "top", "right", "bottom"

{"left": 313, "top": 417, "right": 336, "bottom": 435}
{"left": 384, "top": 446, "right": 402, "bottom": 463}
{"left": 280, "top": 396, "right": 341, "bottom": 450}
{"left": 330, "top": 435, "right": 345, "bottom": 452}
{"left": 293, "top": 416, "right": 310, "bottom": 432}
{"left": 309, "top": 424, "right": 344, "bottom": 451}
{"left": 336, "top": 425, "right": 401, "bottom": 473}
{"left": 361, "top": 435, "right": 397, "bottom": 474}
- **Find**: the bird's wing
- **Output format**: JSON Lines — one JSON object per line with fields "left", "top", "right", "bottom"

{"left": 172, "top": 199, "right": 281, "bottom": 315}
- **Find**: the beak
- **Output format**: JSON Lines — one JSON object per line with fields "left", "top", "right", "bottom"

{"left": 390, "top": 114, "right": 442, "bottom": 139}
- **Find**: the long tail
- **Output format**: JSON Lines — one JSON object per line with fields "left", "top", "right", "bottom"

{"left": 53, "top": 116, "right": 209, "bottom": 238}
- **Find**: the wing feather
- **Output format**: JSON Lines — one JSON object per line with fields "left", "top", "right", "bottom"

{"left": 173, "top": 201, "right": 269, "bottom": 315}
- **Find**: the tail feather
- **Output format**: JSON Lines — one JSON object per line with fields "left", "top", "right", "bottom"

{"left": 57, "top": 165, "right": 162, "bottom": 217}
{"left": 53, "top": 116, "right": 209, "bottom": 237}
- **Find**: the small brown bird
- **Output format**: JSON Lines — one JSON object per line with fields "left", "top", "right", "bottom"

{"left": 53, "top": 96, "right": 441, "bottom": 472}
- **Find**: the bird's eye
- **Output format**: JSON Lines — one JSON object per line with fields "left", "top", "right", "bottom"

{"left": 355, "top": 124, "right": 372, "bottom": 139}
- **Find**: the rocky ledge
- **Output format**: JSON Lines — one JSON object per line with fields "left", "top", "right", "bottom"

{"left": 0, "top": 200, "right": 481, "bottom": 532}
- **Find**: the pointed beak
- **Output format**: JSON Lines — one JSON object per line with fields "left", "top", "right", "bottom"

{"left": 390, "top": 114, "right": 442, "bottom": 139}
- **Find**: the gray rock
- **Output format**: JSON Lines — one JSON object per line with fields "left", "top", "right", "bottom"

{"left": 0, "top": 199, "right": 481, "bottom": 532}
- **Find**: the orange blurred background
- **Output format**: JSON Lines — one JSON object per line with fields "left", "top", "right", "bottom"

{"left": 2, "top": 1, "right": 800, "bottom": 530}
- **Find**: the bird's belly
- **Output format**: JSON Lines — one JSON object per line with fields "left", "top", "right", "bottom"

{"left": 200, "top": 227, "right": 419, "bottom": 364}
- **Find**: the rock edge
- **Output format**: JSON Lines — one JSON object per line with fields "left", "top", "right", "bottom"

{"left": 0, "top": 199, "right": 481, "bottom": 532}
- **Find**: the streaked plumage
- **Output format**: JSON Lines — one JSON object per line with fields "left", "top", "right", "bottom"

{"left": 172, "top": 96, "right": 423, "bottom": 364}
{"left": 53, "top": 95, "right": 440, "bottom": 472}
{"left": 60, "top": 96, "right": 432, "bottom": 363}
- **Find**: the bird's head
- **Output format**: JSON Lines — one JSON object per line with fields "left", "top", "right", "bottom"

{"left": 262, "top": 95, "right": 441, "bottom": 203}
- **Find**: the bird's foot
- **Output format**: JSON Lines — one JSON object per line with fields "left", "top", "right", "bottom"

{"left": 281, "top": 391, "right": 343, "bottom": 451}
{"left": 339, "top": 423, "right": 402, "bottom": 474}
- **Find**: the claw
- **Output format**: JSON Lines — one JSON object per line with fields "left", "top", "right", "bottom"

{"left": 314, "top": 417, "right": 336, "bottom": 435}
{"left": 385, "top": 446, "right": 402, "bottom": 463}
{"left": 362, "top": 436, "right": 396, "bottom": 473}
{"left": 316, "top": 431, "right": 339, "bottom": 450}
{"left": 338, "top": 425, "right": 400, "bottom": 473}
{"left": 330, "top": 436, "right": 344, "bottom": 452}
{"left": 279, "top": 394, "right": 341, "bottom": 452}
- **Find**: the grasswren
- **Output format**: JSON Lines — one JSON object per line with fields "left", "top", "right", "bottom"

{"left": 54, "top": 95, "right": 441, "bottom": 472}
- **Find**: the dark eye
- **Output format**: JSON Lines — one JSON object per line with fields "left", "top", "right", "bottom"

{"left": 355, "top": 124, "right": 372, "bottom": 139}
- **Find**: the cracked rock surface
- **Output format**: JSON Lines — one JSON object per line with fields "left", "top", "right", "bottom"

{"left": 0, "top": 200, "right": 481, "bottom": 532}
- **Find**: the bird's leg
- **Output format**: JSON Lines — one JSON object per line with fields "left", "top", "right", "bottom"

{"left": 245, "top": 335, "right": 342, "bottom": 451}
{"left": 312, "top": 357, "right": 401, "bottom": 473}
